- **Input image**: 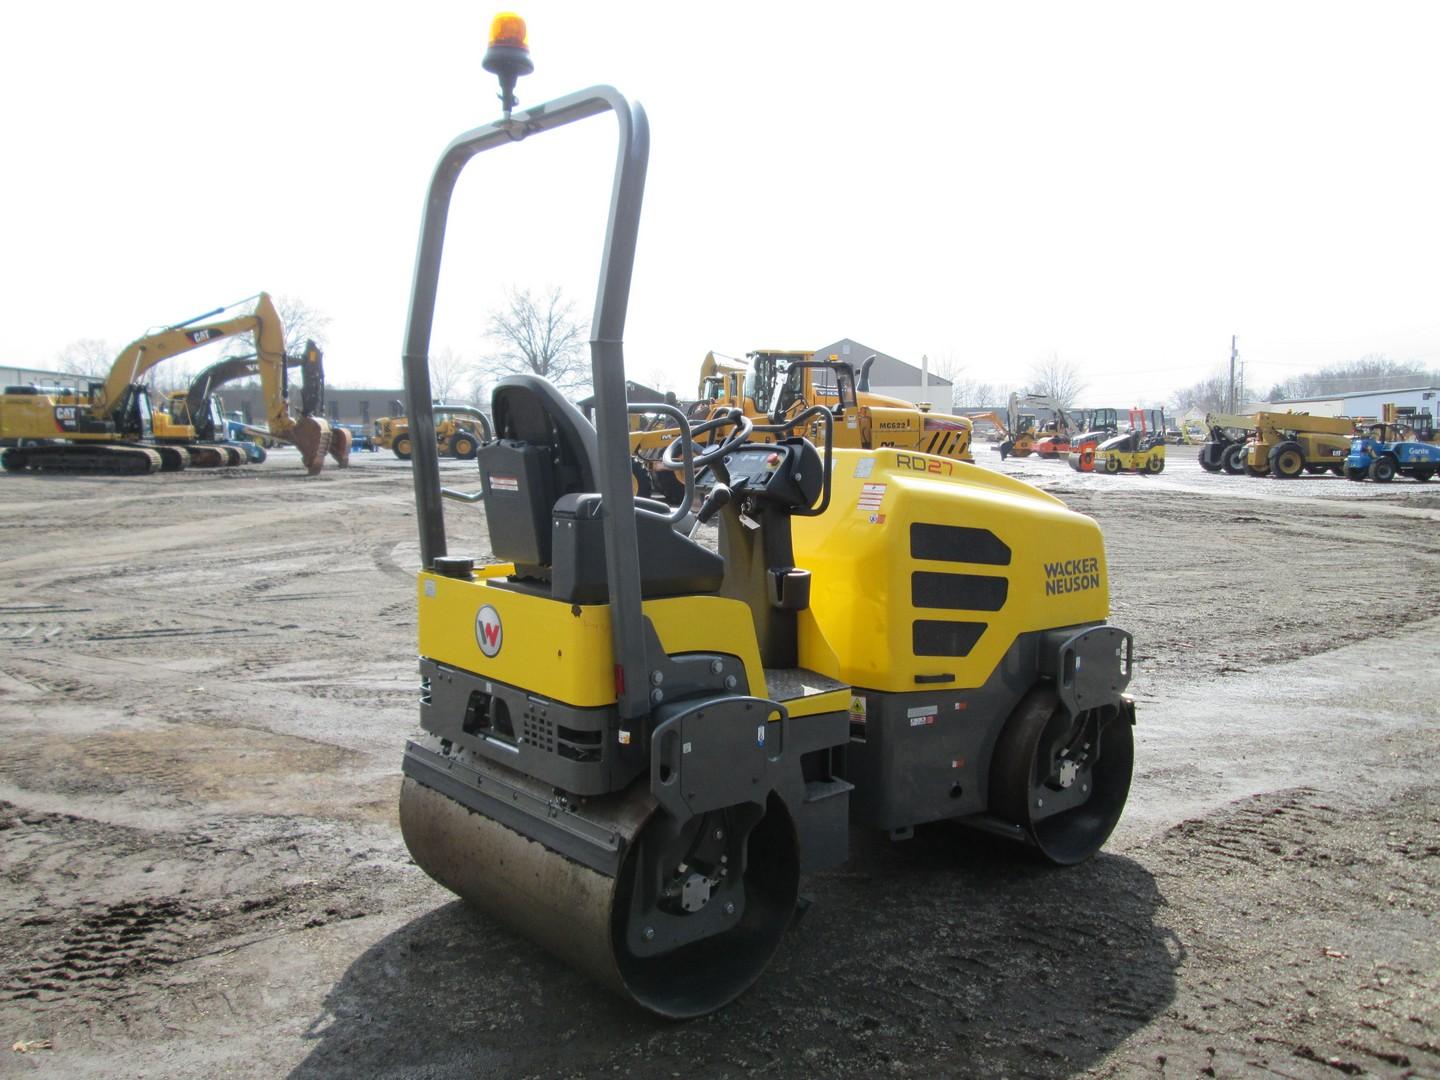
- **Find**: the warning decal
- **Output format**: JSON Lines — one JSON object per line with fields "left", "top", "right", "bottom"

{"left": 907, "top": 704, "right": 938, "bottom": 728}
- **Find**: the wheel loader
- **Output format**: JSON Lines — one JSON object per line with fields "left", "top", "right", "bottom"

{"left": 632, "top": 349, "right": 974, "bottom": 500}
{"left": 395, "top": 15, "right": 1137, "bottom": 1019}
{"left": 375, "top": 405, "right": 489, "bottom": 461}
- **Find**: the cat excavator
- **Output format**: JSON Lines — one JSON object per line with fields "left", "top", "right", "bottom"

{"left": 395, "top": 15, "right": 1137, "bottom": 1020}
{"left": 0, "top": 295, "right": 349, "bottom": 475}
{"left": 173, "top": 339, "right": 344, "bottom": 463}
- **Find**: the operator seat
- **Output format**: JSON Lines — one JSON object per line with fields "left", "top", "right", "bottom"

{"left": 477, "top": 375, "right": 722, "bottom": 603}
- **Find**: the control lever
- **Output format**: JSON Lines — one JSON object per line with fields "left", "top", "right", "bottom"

{"left": 693, "top": 483, "right": 733, "bottom": 529}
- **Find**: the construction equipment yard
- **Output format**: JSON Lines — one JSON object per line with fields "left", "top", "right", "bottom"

{"left": 1, "top": 445, "right": 1436, "bottom": 1079}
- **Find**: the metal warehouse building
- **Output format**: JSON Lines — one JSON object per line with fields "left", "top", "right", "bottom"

{"left": 1264, "top": 385, "right": 1438, "bottom": 421}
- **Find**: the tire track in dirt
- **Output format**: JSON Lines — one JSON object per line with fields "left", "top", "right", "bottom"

{"left": 1103, "top": 786, "right": 1440, "bottom": 1078}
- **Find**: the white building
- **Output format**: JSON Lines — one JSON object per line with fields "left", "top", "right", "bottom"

{"left": 2, "top": 365, "right": 86, "bottom": 391}
{"left": 812, "top": 339, "right": 952, "bottom": 406}
{"left": 1261, "top": 384, "right": 1438, "bottom": 423}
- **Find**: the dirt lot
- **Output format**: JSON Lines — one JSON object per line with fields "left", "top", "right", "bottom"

{"left": 2, "top": 444, "right": 1437, "bottom": 1079}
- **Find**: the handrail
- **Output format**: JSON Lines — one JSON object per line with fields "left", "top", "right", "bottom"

{"left": 629, "top": 402, "right": 695, "bottom": 525}
{"left": 432, "top": 404, "right": 494, "bottom": 443}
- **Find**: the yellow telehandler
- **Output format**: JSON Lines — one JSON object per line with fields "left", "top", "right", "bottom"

{"left": 1203, "top": 411, "right": 1353, "bottom": 478}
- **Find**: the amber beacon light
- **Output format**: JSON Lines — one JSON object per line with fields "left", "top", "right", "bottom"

{"left": 483, "top": 12, "right": 533, "bottom": 117}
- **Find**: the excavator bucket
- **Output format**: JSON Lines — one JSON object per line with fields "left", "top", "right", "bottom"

{"left": 328, "top": 425, "right": 353, "bottom": 467}
{"left": 290, "top": 416, "right": 334, "bottom": 476}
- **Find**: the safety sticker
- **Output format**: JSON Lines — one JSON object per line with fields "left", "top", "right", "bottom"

{"left": 853, "top": 457, "right": 875, "bottom": 479}
{"left": 868, "top": 513, "right": 886, "bottom": 525}
{"left": 907, "top": 704, "right": 938, "bottom": 728}
{"left": 756, "top": 725, "right": 766, "bottom": 747}
{"left": 848, "top": 695, "right": 866, "bottom": 726}
{"left": 490, "top": 475, "right": 519, "bottom": 492}
{"left": 857, "top": 482, "right": 886, "bottom": 512}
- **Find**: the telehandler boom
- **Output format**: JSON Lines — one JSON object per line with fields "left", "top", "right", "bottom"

{"left": 395, "top": 15, "right": 1137, "bottom": 1020}
{"left": 1202, "top": 411, "right": 1353, "bottom": 478}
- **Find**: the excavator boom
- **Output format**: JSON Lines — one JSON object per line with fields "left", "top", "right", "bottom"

{"left": 1, "top": 292, "right": 348, "bottom": 475}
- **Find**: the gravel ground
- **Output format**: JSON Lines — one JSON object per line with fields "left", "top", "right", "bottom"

{"left": 1, "top": 443, "right": 1436, "bottom": 1079}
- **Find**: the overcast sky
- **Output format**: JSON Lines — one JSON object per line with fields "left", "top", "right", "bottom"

{"left": 3, "top": 1, "right": 1438, "bottom": 407}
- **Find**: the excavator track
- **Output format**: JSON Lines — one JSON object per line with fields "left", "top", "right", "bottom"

{"left": 1, "top": 443, "right": 163, "bottom": 475}
{"left": 154, "top": 446, "right": 190, "bottom": 471}
{"left": 176, "top": 444, "right": 234, "bottom": 468}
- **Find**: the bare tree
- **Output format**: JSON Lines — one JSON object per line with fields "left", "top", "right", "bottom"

{"left": 462, "top": 365, "right": 495, "bottom": 408}
{"left": 1265, "top": 354, "right": 1438, "bottom": 402}
{"left": 642, "top": 366, "right": 680, "bottom": 396}
{"left": 429, "top": 347, "right": 475, "bottom": 402}
{"left": 273, "top": 294, "right": 332, "bottom": 358}
{"left": 922, "top": 351, "right": 965, "bottom": 409}
{"left": 56, "top": 338, "right": 116, "bottom": 378}
{"left": 481, "top": 286, "right": 589, "bottom": 395}
{"left": 951, "top": 379, "right": 1005, "bottom": 409}
{"left": 1170, "top": 373, "right": 1230, "bottom": 416}
{"left": 1026, "top": 353, "right": 1087, "bottom": 410}
{"left": 145, "top": 362, "right": 199, "bottom": 393}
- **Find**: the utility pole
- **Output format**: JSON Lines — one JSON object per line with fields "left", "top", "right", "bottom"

{"left": 1228, "top": 334, "right": 1238, "bottom": 413}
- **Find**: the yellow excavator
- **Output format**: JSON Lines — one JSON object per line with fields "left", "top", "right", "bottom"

{"left": 0, "top": 294, "right": 348, "bottom": 475}
{"left": 395, "top": 16, "right": 1137, "bottom": 1020}
{"left": 170, "top": 339, "right": 346, "bottom": 464}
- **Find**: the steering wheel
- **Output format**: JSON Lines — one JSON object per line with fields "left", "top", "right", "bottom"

{"left": 660, "top": 408, "right": 754, "bottom": 471}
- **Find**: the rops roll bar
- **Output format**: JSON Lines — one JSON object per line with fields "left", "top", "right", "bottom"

{"left": 399, "top": 85, "right": 654, "bottom": 719}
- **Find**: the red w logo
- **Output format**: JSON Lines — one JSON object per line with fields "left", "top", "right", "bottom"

{"left": 476, "top": 605, "right": 503, "bottom": 656}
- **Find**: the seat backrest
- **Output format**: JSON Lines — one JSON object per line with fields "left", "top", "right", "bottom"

{"left": 480, "top": 375, "right": 724, "bottom": 600}
{"left": 479, "top": 375, "right": 600, "bottom": 574}
{"left": 491, "top": 375, "right": 599, "bottom": 490}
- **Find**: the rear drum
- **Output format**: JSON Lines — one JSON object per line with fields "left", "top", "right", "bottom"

{"left": 989, "top": 687, "right": 1133, "bottom": 865}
